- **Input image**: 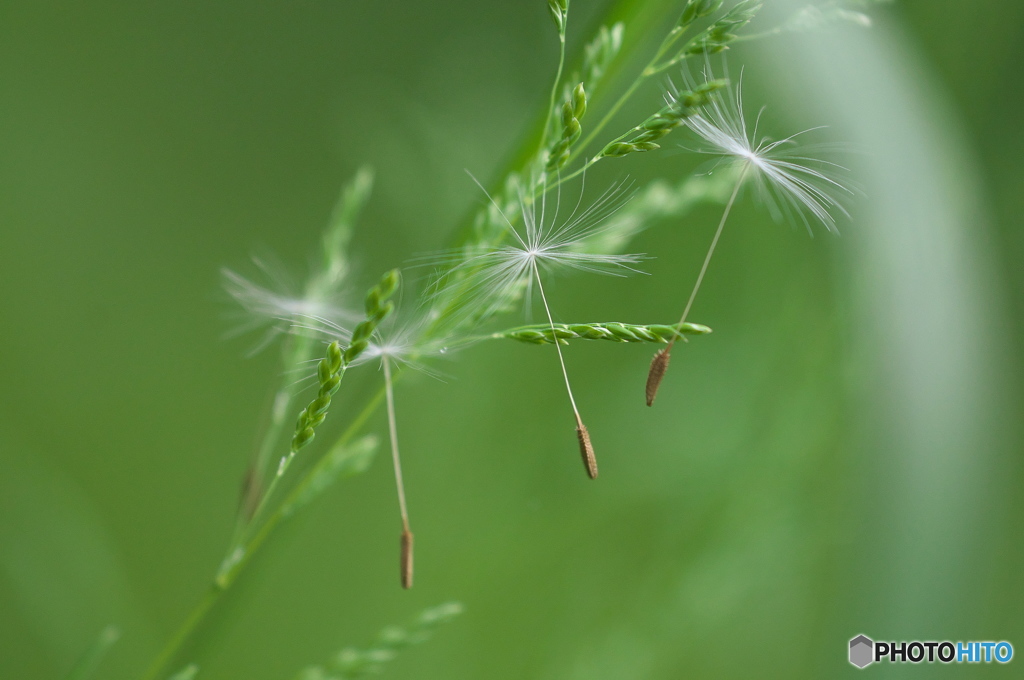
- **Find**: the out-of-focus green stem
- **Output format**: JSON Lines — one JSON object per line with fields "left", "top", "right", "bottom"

{"left": 140, "top": 387, "right": 386, "bottom": 680}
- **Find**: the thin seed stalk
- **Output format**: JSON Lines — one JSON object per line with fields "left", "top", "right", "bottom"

{"left": 533, "top": 262, "right": 597, "bottom": 479}
{"left": 646, "top": 162, "right": 748, "bottom": 405}
{"left": 568, "top": 14, "right": 691, "bottom": 168}
{"left": 384, "top": 357, "right": 414, "bottom": 589}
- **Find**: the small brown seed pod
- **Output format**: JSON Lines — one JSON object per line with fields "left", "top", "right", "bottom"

{"left": 646, "top": 347, "right": 672, "bottom": 406}
{"left": 576, "top": 421, "right": 598, "bottom": 480}
{"left": 400, "top": 529, "right": 414, "bottom": 590}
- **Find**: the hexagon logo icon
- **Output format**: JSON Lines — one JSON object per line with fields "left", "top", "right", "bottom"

{"left": 849, "top": 635, "right": 874, "bottom": 668}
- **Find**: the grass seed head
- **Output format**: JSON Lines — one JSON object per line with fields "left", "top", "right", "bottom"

{"left": 575, "top": 421, "right": 598, "bottom": 479}
{"left": 646, "top": 347, "right": 673, "bottom": 406}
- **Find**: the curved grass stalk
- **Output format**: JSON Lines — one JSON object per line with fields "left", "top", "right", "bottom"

{"left": 229, "top": 170, "right": 374, "bottom": 546}
{"left": 537, "top": 3, "right": 568, "bottom": 162}
{"left": 64, "top": 626, "right": 120, "bottom": 680}
{"left": 144, "top": 271, "right": 399, "bottom": 680}
{"left": 141, "top": 386, "right": 388, "bottom": 680}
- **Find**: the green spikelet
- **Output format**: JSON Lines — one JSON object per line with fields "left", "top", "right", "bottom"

{"left": 289, "top": 269, "right": 401, "bottom": 456}
{"left": 497, "top": 320, "right": 712, "bottom": 345}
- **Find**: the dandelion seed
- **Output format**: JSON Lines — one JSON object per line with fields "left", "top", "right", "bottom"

{"left": 294, "top": 305, "right": 450, "bottom": 382}
{"left": 446, "top": 174, "right": 645, "bottom": 320}
{"left": 646, "top": 66, "right": 851, "bottom": 405}
{"left": 677, "top": 69, "right": 850, "bottom": 234}
{"left": 222, "top": 256, "right": 358, "bottom": 354}
{"left": 449, "top": 174, "right": 645, "bottom": 478}
{"left": 289, "top": 296, "right": 436, "bottom": 589}
{"left": 359, "top": 319, "right": 450, "bottom": 377}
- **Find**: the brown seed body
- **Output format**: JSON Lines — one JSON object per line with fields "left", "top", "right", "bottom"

{"left": 576, "top": 422, "right": 598, "bottom": 479}
{"left": 400, "top": 529, "right": 414, "bottom": 589}
{"left": 646, "top": 348, "right": 672, "bottom": 406}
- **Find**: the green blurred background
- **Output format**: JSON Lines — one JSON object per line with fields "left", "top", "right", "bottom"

{"left": 1, "top": 0, "right": 1022, "bottom": 678}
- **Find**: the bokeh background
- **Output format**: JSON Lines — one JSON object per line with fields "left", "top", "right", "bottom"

{"left": 2, "top": 0, "right": 1022, "bottom": 678}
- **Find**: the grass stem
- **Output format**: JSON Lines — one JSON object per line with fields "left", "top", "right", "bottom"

{"left": 538, "top": 30, "right": 568, "bottom": 163}
{"left": 140, "top": 386, "right": 388, "bottom": 680}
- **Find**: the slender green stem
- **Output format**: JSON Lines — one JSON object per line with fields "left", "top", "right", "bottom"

{"left": 571, "top": 77, "right": 643, "bottom": 164}
{"left": 446, "top": 0, "right": 682, "bottom": 249}
{"left": 227, "top": 335, "right": 312, "bottom": 548}
{"left": 537, "top": 30, "right": 568, "bottom": 164}
{"left": 733, "top": 27, "right": 784, "bottom": 43}
{"left": 65, "top": 626, "right": 120, "bottom": 680}
{"left": 141, "top": 386, "right": 387, "bottom": 680}
{"left": 235, "top": 386, "right": 388, "bottom": 587}
{"left": 541, "top": 20, "right": 696, "bottom": 193}
{"left": 569, "top": 20, "right": 687, "bottom": 166}
{"left": 140, "top": 589, "right": 218, "bottom": 680}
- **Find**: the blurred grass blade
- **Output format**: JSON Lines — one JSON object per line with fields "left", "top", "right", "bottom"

{"left": 290, "top": 602, "right": 463, "bottom": 679}
{"left": 281, "top": 435, "right": 379, "bottom": 517}
{"left": 570, "top": 168, "right": 741, "bottom": 255}
{"left": 320, "top": 165, "right": 374, "bottom": 280}
{"left": 168, "top": 664, "right": 199, "bottom": 680}
{"left": 63, "top": 625, "right": 120, "bottom": 680}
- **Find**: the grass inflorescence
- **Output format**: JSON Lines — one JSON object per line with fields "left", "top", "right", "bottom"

{"left": 283, "top": 269, "right": 400, "bottom": 472}
{"left": 294, "top": 602, "right": 463, "bottom": 680}
{"left": 128, "top": 1, "right": 876, "bottom": 677}
{"left": 497, "top": 320, "right": 712, "bottom": 345}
